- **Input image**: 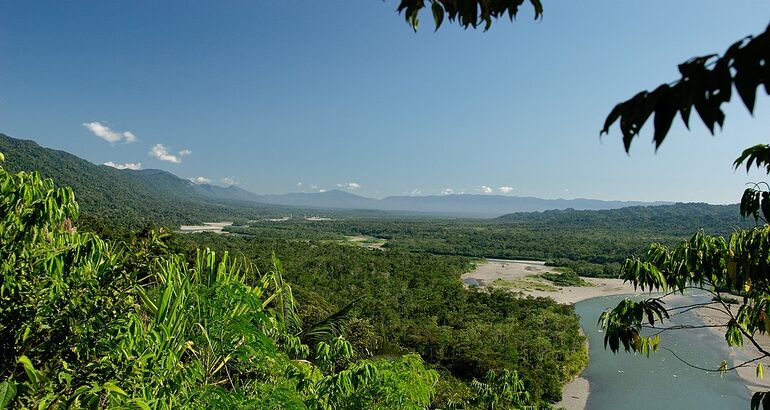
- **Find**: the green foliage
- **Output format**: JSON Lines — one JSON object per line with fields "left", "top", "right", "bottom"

{"left": 540, "top": 269, "right": 590, "bottom": 287}
{"left": 600, "top": 148, "right": 770, "bottom": 408}
{"left": 228, "top": 202, "right": 748, "bottom": 278}
{"left": 470, "top": 369, "right": 535, "bottom": 410}
{"left": 0, "top": 134, "right": 281, "bottom": 229}
{"left": 0, "top": 153, "right": 441, "bottom": 409}
{"left": 172, "top": 232, "right": 586, "bottom": 405}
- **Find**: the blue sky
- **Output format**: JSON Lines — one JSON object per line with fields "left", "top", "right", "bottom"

{"left": 1, "top": 1, "right": 769, "bottom": 203}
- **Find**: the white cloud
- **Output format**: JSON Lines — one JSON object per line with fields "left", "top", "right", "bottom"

{"left": 221, "top": 176, "right": 239, "bottom": 186}
{"left": 83, "top": 122, "right": 137, "bottom": 144}
{"left": 149, "top": 144, "right": 191, "bottom": 163}
{"left": 441, "top": 188, "right": 455, "bottom": 195}
{"left": 103, "top": 161, "right": 142, "bottom": 170}
{"left": 190, "top": 176, "right": 211, "bottom": 184}
{"left": 319, "top": 189, "right": 327, "bottom": 193}
{"left": 336, "top": 182, "right": 361, "bottom": 190}
{"left": 297, "top": 182, "right": 303, "bottom": 187}
{"left": 479, "top": 185, "right": 493, "bottom": 194}
{"left": 499, "top": 186, "right": 514, "bottom": 194}
{"left": 409, "top": 188, "right": 421, "bottom": 196}
{"left": 310, "top": 184, "right": 319, "bottom": 190}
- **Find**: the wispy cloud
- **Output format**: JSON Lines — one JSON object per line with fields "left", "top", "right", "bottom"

{"left": 297, "top": 182, "right": 303, "bottom": 187}
{"left": 408, "top": 188, "right": 422, "bottom": 196}
{"left": 306, "top": 183, "right": 326, "bottom": 192}
{"left": 190, "top": 176, "right": 211, "bottom": 184}
{"left": 83, "top": 122, "right": 136, "bottom": 144}
{"left": 103, "top": 161, "right": 142, "bottom": 170}
{"left": 499, "top": 186, "right": 514, "bottom": 194}
{"left": 478, "top": 185, "right": 493, "bottom": 194}
{"left": 336, "top": 182, "right": 361, "bottom": 190}
{"left": 441, "top": 188, "right": 454, "bottom": 195}
{"left": 149, "top": 144, "right": 190, "bottom": 163}
{"left": 221, "top": 176, "right": 239, "bottom": 186}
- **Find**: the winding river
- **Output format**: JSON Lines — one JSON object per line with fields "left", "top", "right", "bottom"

{"left": 575, "top": 295, "right": 750, "bottom": 409}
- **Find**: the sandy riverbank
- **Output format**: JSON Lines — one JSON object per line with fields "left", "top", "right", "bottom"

{"left": 461, "top": 259, "right": 637, "bottom": 305}
{"left": 461, "top": 259, "right": 638, "bottom": 409}
{"left": 179, "top": 221, "right": 233, "bottom": 234}
{"left": 466, "top": 258, "right": 770, "bottom": 409}
{"left": 689, "top": 295, "right": 770, "bottom": 395}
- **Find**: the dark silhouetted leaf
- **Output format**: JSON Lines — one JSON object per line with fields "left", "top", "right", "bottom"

{"left": 652, "top": 85, "right": 677, "bottom": 149}
{"left": 431, "top": 1, "right": 444, "bottom": 31}
{"left": 603, "top": 23, "right": 770, "bottom": 151}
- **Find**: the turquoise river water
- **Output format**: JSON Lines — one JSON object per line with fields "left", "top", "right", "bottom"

{"left": 575, "top": 294, "right": 751, "bottom": 409}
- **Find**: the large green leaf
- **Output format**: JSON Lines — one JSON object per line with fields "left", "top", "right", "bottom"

{"left": 0, "top": 381, "right": 16, "bottom": 409}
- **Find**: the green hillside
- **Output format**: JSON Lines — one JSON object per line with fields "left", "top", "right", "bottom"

{"left": 0, "top": 133, "right": 276, "bottom": 228}
{"left": 497, "top": 202, "right": 746, "bottom": 237}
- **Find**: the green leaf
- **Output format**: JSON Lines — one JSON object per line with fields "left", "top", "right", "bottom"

{"left": 0, "top": 381, "right": 17, "bottom": 410}
{"left": 17, "top": 356, "right": 41, "bottom": 387}
{"left": 102, "top": 381, "right": 128, "bottom": 397}
{"left": 132, "top": 399, "right": 152, "bottom": 410}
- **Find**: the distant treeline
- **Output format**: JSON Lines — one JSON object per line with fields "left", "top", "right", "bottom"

{"left": 225, "top": 202, "right": 751, "bottom": 277}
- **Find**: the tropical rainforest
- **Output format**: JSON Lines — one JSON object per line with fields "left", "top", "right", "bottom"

{"left": 1, "top": 155, "right": 554, "bottom": 409}
{"left": 0, "top": 129, "right": 754, "bottom": 409}
{"left": 223, "top": 203, "right": 749, "bottom": 278}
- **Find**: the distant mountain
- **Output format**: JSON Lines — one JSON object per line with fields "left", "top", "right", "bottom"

{"left": 261, "top": 190, "right": 380, "bottom": 210}
{"left": 0, "top": 133, "right": 278, "bottom": 227}
{"left": 378, "top": 194, "right": 670, "bottom": 216}
{"left": 252, "top": 191, "right": 670, "bottom": 217}
{"left": 0, "top": 132, "right": 678, "bottom": 224}
{"left": 497, "top": 202, "right": 745, "bottom": 237}
{"left": 192, "top": 182, "right": 264, "bottom": 203}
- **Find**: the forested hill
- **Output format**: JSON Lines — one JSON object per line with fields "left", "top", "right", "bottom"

{"left": 0, "top": 133, "right": 738, "bottom": 231}
{"left": 0, "top": 133, "right": 279, "bottom": 227}
{"left": 497, "top": 203, "right": 749, "bottom": 237}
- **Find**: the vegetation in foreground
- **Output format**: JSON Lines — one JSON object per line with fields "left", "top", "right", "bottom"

{"left": 0, "top": 156, "right": 584, "bottom": 408}
{"left": 171, "top": 232, "right": 587, "bottom": 405}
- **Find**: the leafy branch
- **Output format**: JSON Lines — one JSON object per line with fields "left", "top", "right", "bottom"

{"left": 396, "top": 0, "right": 543, "bottom": 32}
{"left": 601, "top": 23, "right": 770, "bottom": 151}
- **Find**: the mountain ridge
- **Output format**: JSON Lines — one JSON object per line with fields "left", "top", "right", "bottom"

{"left": 0, "top": 133, "right": 681, "bottom": 222}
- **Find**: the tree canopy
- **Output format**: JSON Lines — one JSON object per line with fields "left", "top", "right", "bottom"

{"left": 0, "top": 156, "right": 451, "bottom": 409}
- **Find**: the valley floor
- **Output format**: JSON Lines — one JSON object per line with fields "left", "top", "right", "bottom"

{"left": 461, "top": 259, "right": 638, "bottom": 410}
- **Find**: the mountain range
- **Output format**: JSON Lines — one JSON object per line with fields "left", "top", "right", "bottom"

{"left": 250, "top": 190, "right": 669, "bottom": 217}
{"left": 0, "top": 133, "right": 673, "bottom": 225}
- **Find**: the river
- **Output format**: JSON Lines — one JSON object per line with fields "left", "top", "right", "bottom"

{"left": 575, "top": 294, "right": 751, "bottom": 409}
